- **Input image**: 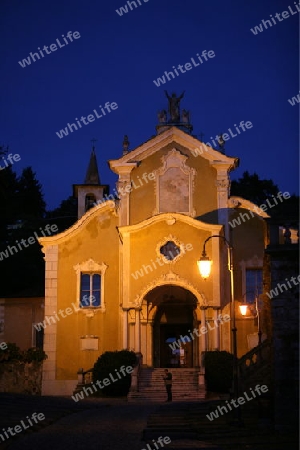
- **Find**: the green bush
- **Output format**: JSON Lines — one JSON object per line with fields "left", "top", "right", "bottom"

{"left": 92, "top": 350, "right": 137, "bottom": 397}
{"left": 0, "top": 343, "right": 22, "bottom": 362}
{"left": 204, "top": 350, "right": 234, "bottom": 393}
{"left": 0, "top": 343, "right": 47, "bottom": 363}
{"left": 23, "top": 347, "right": 48, "bottom": 363}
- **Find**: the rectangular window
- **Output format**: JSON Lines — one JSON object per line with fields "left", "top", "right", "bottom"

{"left": 80, "top": 273, "right": 101, "bottom": 307}
{"left": 33, "top": 326, "right": 44, "bottom": 349}
{"left": 245, "top": 269, "right": 263, "bottom": 303}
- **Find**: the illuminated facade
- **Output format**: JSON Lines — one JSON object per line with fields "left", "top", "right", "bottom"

{"left": 39, "top": 108, "right": 268, "bottom": 395}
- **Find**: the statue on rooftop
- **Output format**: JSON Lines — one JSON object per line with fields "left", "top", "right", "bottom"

{"left": 158, "top": 109, "right": 167, "bottom": 123}
{"left": 164, "top": 90, "right": 185, "bottom": 122}
{"left": 218, "top": 134, "right": 226, "bottom": 154}
{"left": 122, "top": 135, "right": 130, "bottom": 155}
{"left": 182, "top": 109, "right": 190, "bottom": 123}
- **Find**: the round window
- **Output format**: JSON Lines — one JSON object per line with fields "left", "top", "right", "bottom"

{"left": 160, "top": 241, "right": 180, "bottom": 260}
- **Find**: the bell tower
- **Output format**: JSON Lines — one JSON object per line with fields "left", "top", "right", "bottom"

{"left": 73, "top": 141, "right": 109, "bottom": 219}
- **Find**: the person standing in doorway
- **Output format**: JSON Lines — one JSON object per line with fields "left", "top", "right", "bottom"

{"left": 163, "top": 369, "right": 172, "bottom": 402}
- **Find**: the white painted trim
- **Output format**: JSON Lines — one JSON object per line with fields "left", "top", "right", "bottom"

{"left": 42, "top": 245, "right": 58, "bottom": 396}
{"left": 119, "top": 213, "right": 222, "bottom": 237}
{"left": 108, "top": 127, "right": 238, "bottom": 170}
{"left": 132, "top": 272, "right": 206, "bottom": 308}
{"left": 39, "top": 201, "right": 116, "bottom": 247}
{"left": 152, "top": 148, "right": 196, "bottom": 216}
{"left": 155, "top": 234, "right": 187, "bottom": 265}
{"left": 73, "top": 259, "right": 108, "bottom": 314}
{"left": 228, "top": 196, "right": 270, "bottom": 218}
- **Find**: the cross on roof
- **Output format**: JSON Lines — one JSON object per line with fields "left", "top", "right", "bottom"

{"left": 91, "top": 138, "right": 97, "bottom": 149}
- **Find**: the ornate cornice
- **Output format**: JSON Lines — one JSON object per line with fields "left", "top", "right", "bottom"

{"left": 119, "top": 213, "right": 222, "bottom": 238}
{"left": 132, "top": 271, "right": 208, "bottom": 308}
{"left": 73, "top": 258, "right": 108, "bottom": 275}
{"left": 39, "top": 200, "right": 117, "bottom": 248}
{"left": 108, "top": 127, "right": 238, "bottom": 170}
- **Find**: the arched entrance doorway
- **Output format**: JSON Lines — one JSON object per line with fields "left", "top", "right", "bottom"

{"left": 145, "top": 285, "right": 199, "bottom": 368}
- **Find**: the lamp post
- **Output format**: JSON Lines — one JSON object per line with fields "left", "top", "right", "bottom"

{"left": 239, "top": 291, "right": 262, "bottom": 346}
{"left": 197, "top": 235, "right": 240, "bottom": 416}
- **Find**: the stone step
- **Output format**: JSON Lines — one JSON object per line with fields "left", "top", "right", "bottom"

{"left": 129, "top": 394, "right": 205, "bottom": 399}
{"left": 128, "top": 367, "right": 206, "bottom": 402}
{"left": 140, "top": 374, "right": 198, "bottom": 378}
{"left": 137, "top": 385, "right": 200, "bottom": 389}
{"left": 140, "top": 379, "right": 199, "bottom": 383}
{"left": 140, "top": 369, "right": 198, "bottom": 374}
{"left": 143, "top": 429, "right": 199, "bottom": 440}
{"left": 129, "top": 395, "right": 205, "bottom": 398}
{"left": 130, "top": 393, "right": 204, "bottom": 398}
{"left": 139, "top": 376, "right": 200, "bottom": 379}
{"left": 140, "top": 375, "right": 199, "bottom": 378}
{"left": 128, "top": 395, "right": 205, "bottom": 402}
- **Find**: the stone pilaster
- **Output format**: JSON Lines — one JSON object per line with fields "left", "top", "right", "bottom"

{"left": 42, "top": 245, "right": 58, "bottom": 395}
{"left": 122, "top": 309, "right": 128, "bottom": 349}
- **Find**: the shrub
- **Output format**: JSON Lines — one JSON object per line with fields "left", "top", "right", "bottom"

{"left": 92, "top": 350, "right": 137, "bottom": 397}
{"left": 0, "top": 343, "right": 47, "bottom": 363}
{"left": 23, "top": 347, "right": 48, "bottom": 363}
{"left": 0, "top": 343, "right": 22, "bottom": 362}
{"left": 204, "top": 350, "right": 234, "bottom": 393}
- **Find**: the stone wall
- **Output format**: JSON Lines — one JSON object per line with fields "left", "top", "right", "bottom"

{"left": 264, "top": 219, "right": 299, "bottom": 432}
{"left": 0, "top": 362, "right": 43, "bottom": 395}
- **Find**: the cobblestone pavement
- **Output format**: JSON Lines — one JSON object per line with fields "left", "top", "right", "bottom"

{"left": 0, "top": 394, "right": 158, "bottom": 450}
{"left": 0, "top": 394, "right": 298, "bottom": 450}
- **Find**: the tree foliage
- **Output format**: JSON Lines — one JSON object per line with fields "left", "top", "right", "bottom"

{"left": 230, "top": 171, "right": 299, "bottom": 218}
{"left": 45, "top": 195, "right": 78, "bottom": 231}
{"left": 230, "top": 171, "right": 279, "bottom": 206}
{"left": 0, "top": 162, "right": 47, "bottom": 296}
{"left": 17, "top": 167, "right": 46, "bottom": 219}
{"left": 0, "top": 166, "right": 19, "bottom": 240}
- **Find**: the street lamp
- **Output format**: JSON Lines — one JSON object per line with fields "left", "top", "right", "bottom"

{"left": 197, "top": 235, "right": 240, "bottom": 412}
{"left": 197, "top": 254, "right": 212, "bottom": 280}
{"left": 239, "top": 291, "right": 262, "bottom": 346}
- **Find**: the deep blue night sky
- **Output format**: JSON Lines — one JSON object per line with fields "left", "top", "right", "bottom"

{"left": 0, "top": 0, "right": 299, "bottom": 210}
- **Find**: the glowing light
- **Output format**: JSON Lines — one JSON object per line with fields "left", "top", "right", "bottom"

{"left": 239, "top": 304, "right": 248, "bottom": 316}
{"left": 197, "top": 256, "right": 212, "bottom": 279}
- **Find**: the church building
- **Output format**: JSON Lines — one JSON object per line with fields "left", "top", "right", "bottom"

{"left": 39, "top": 94, "right": 267, "bottom": 396}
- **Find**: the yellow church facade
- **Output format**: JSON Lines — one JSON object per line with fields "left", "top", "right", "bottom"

{"left": 39, "top": 117, "right": 268, "bottom": 395}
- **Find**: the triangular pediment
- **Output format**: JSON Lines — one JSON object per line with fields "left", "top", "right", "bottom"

{"left": 108, "top": 127, "right": 239, "bottom": 175}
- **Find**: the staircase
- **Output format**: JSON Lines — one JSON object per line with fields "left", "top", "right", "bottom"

{"left": 128, "top": 368, "right": 206, "bottom": 402}
{"left": 238, "top": 339, "right": 272, "bottom": 392}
